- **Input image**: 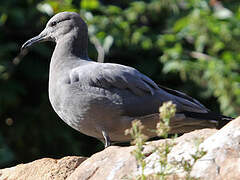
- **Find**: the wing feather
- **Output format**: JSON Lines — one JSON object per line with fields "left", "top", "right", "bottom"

{"left": 69, "top": 62, "right": 159, "bottom": 96}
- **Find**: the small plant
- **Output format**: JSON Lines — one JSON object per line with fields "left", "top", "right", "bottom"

{"left": 155, "top": 101, "right": 176, "bottom": 179}
{"left": 178, "top": 138, "right": 207, "bottom": 180}
{"left": 125, "top": 120, "right": 148, "bottom": 180}
{"left": 157, "top": 101, "right": 176, "bottom": 138}
{"left": 125, "top": 101, "right": 207, "bottom": 180}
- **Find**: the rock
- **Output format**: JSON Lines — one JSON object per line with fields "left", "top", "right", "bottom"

{"left": 191, "top": 116, "right": 240, "bottom": 179}
{"left": 1, "top": 117, "right": 240, "bottom": 180}
{"left": 67, "top": 146, "right": 137, "bottom": 180}
{"left": 135, "top": 128, "right": 217, "bottom": 179}
{"left": 0, "top": 156, "right": 86, "bottom": 180}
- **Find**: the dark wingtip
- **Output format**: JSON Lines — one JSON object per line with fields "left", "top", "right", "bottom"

{"left": 217, "top": 115, "right": 234, "bottom": 129}
{"left": 182, "top": 111, "right": 234, "bottom": 129}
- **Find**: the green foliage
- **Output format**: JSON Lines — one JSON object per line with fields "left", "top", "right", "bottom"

{"left": 159, "top": 0, "right": 240, "bottom": 116}
{"left": 0, "top": 0, "right": 239, "bottom": 168}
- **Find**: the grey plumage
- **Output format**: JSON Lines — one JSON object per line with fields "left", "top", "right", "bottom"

{"left": 21, "top": 12, "right": 232, "bottom": 148}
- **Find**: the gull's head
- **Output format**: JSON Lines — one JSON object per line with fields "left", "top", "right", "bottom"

{"left": 21, "top": 12, "right": 87, "bottom": 50}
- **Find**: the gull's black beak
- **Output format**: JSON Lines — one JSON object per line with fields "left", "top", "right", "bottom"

{"left": 21, "top": 30, "right": 48, "bottom": 51}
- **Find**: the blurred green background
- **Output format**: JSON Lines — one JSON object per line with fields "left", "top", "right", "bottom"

{"left": 0, "top": 0, "right": 240, "bottom": 168}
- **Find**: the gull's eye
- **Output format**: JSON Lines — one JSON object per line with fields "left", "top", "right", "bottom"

{"left": 50, "top": 21, "right": 57, "bottom": 27}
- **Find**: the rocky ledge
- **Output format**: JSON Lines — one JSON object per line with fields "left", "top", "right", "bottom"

{"left": 1, "top": 117, "right": 240, "bottom": 180}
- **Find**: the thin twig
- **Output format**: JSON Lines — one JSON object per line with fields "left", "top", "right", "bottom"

{"left": 90, "top": 35, "right": 105, "bottom": 63}
{"left": 12, "top": 48, "right": 28, "bottom": 65}
{"left": 190, "top": 51, "right": 214, "bottom": 61}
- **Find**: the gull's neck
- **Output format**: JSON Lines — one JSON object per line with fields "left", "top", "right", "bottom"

{"left": 49, "top": 29, "right": 90, "bottom": 78}
{"left": 52, "top": 28, "right": 89, "bottom": 61}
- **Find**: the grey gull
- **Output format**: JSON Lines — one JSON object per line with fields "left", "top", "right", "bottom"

{"left": 21, "top": 12, "right": 232, "bottom": 148}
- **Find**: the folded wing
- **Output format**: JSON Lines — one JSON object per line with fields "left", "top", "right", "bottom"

{"left": 69, "top": 62, "right": 209, "bottom": 115}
